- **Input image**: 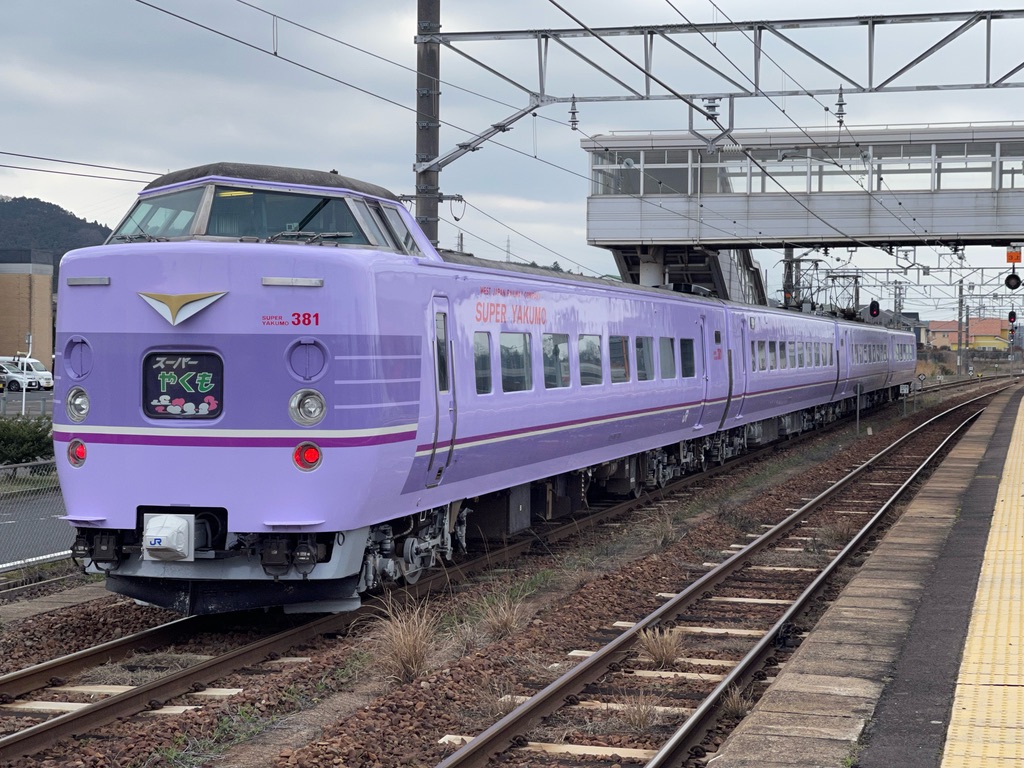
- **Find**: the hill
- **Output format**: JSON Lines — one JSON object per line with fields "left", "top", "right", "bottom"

{"left": 0, "top": 196, "right": 110, "bottom": 254}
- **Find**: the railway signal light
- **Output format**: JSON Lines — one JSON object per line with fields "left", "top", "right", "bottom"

{"left": 1006, "top": 272, "right": 1022, "bottom": 290}
{"left": 869, "top": 300, "right": 880, "bottom": 318}
{"left": 1011, "top": 310, "right": 1017, "bottom": 324}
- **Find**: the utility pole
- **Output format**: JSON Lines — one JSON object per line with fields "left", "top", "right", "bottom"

{"left": 415, "top": 0, "right": 441, "bottom": 245}
{"left": 782, "top": 246, "right": 795, "bottom": 308}
{"left": 956, "top": 280, "right": 964, "bottom": 377}
{"left": 965, "top": 303, "right": 971, "bottom": 375}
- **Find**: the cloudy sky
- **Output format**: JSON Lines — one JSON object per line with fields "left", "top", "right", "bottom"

{"left": 3, "top": 0, "right": 1024, "bottom": 319}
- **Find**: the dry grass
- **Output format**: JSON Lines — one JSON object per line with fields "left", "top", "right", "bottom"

{"left": 714, "top": 503, "right": 760, "bottom": 533}
{"left": 812, "top": 520, "right": 858, "bottom": 550}
{"left": 637, "top": 510, "right": 679, "bottom": 549}
{"left": 365, "top": 598, "right": 446, "bottom": 685}
{"left": 636, "top": 628, "right": 684, "bottom": 669}
{"left": 614, "top": 689, "right": 666, "bottom": 732}
{"left": 78, "top": 651, "right": 213, "bottom": 686}
{"left": 478, "top": 592, "right": 528, "bottom": 641}
{"left": 719, "top": 684, "right": 753, "bottom": 719}
{"left": 474, "top": 678, "right": 522, "bottom": 720}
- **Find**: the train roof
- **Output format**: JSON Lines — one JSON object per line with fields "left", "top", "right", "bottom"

{"left": 143, "top": 162, "right": 399, "bottom": 202}
{"left": 439, "top": 251, "right": 913, "bottom": 335}
{"left": 438, "top": 249, "right": 704, "bottom": 299}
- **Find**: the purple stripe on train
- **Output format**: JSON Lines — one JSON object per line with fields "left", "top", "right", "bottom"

{"left": 52, "top": 430, "right": 416, "bottom": 448}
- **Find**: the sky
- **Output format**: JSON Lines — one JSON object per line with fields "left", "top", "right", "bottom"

{"left": 4, "top": 0, "right": 1024, "bottom": 320}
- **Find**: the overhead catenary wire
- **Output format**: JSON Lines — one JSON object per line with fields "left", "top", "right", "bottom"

{"left": 12, "top": 1, "right": 986, "bottom": 312}
{"left": 129, "top": 0, "right": 805, "bottom": 273}
{"left": 670, "top": 0, "right": 947, "bottom": 258}
{"left": 0, "top": 152, "right": 158, "bottom": 178}
{"left": 0, "top": 163, "right": 152, "bottom": 184}
{"left": 543, "top": 0, "right": 887, "bottom": 255}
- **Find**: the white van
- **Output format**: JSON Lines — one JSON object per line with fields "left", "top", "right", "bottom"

{"left": 0, "top": 356, "right": 53, "bottom": 390}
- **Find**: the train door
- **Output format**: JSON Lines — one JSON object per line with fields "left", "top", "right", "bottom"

{"left": 697, "top": 318, "right": 710, "bottom": 426}
{"left": 833, "top": 327, "right": 848, "bottom": 398}
{"left": 425, "top": 296, "right": 456, "bottom": 488}
{"left": 727, "top": 313, "right": 748, "bottom": 422}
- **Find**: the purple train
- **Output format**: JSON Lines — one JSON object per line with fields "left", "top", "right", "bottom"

{"left": 53, "top": 163, "right": 917, "bottom": 614}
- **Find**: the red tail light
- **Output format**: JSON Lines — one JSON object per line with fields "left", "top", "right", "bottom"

{"left": 293, "top": 442, "right": 322, "bottom": 471}
{"left": 68, "top": 440, "right": 87, "bottom": 467}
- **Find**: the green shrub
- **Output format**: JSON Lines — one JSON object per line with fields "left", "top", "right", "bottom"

{"left": 0, "top": 416, "right": 54, "bottom": 465}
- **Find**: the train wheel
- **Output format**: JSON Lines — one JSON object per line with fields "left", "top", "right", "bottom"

{"left": 399, "top": 537, "right": 427, "bottom": 584}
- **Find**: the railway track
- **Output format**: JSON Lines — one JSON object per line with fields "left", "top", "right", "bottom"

{"left": 0, "top": 388, "right": 1000, "bottom": 764}
{"left": 431, "top": 391, "right": 995, "bottom": 767}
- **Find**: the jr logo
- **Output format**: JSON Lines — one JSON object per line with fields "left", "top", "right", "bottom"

{"left": 148, "top": 537, "right": 163, "bottom": 546}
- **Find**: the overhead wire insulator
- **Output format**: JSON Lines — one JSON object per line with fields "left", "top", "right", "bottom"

{"left": 835, "top": 85, "right": 846, "bottom": 126}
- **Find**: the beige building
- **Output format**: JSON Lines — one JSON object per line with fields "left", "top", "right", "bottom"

{"left": 0, "top": 249, "right": 54, "bottom": 371}
{"left": 927, "top": 318, "right": 1009, "bottom": 351}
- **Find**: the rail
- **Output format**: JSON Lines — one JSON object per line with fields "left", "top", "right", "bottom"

{"left": 433, "top": 390, "right": 996, "bottom": 768}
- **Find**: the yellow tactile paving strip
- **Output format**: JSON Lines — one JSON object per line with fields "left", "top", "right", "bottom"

{"left": 941, "top": 399, "right": 1024, "bottom": 767}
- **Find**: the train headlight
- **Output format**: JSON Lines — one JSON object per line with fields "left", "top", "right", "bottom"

{"left": 289, "top": 389, "right": 326, "bottom": 426}
{"left": 293, "top": 442, "right": 322, "bottom": 471}
{"left": 65, "top": 387, "right": 90, "bottom": 423}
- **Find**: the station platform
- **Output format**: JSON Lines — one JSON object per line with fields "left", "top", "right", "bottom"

{"left": 709, "top": 384, "right": 1024, "bottom": 767}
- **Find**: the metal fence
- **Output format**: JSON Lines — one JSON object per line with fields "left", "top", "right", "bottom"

{"left": 0, "top": 459, "right": 72, "bottom": 573}
{"left": 0, "top": 392, "right": 51, "bottom": 417}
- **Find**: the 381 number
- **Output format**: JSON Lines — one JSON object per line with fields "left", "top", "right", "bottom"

{"left": 291, "top": 312, "right": 320, "bottom": 326}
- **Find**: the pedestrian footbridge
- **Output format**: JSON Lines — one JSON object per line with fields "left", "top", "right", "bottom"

{"left": 583, "top": 123, "right": 1024, "bottom": 302}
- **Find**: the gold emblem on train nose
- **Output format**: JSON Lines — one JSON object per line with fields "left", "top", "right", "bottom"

{"left": 138, "top": 292, "right": 227, "bottom": 326}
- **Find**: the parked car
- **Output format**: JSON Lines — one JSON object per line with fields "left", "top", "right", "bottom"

{"left": 0, "top": 361, "right": 40, "bottom": 393}
{"left": 0, "top": 356, "right": 52, "bottom": 390}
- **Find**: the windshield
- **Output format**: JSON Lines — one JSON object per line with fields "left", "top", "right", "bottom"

{"left": 28, "top": 361, "right": 46, "bottom": 372}
{"left": 112, "top": 186, "right": 204, "bottom": 241}
{"left": 109, "top": 182, "right": 419, "bottom": 251}
{"left": 207, "top": 186, "right": 371, "bottom": 243}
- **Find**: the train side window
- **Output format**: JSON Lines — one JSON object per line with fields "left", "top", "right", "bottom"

{"left": 779, "top": 341, "right": 788, "bottom": 369}
{"left": 750, "top": 341, "right": 758, "bottom": 371}
{"left": 768, "top": 340, "right": 778, "bottom": 370}
{"left": 380, "top": 205, "right": 423, "bottom": 255}
{"left": 610, "top": 336, "right": 630, "bottom": 383}
{"left": 788, "top": 341, "right": 796, "bottom": 369}
{"left": 348, "top": 199, "right": 392, "bottom": 248}
{"left": 579, "top": 334, "right": 603, "bottom": 386}
{"left": 543, "top": 333, "right": 571, "bottom": 389}
{"left": 715, "top": 330, "right": 722, "bottom": 343}
{"left": 435, "top": 313, "right": 449, "bottom": 392}
{"left": 636, "top": 336, "right": 654, "bottom": 381}
{"left": 680, "top": 338, "right": 696, "bottom": 378}
{"left": 805, "top": 341, "right": 813, "bottom": 367}
{"left": 474, "top": 332, "right": 492, "bottom": 394}
{"left": 830, "top": 343, "right": 835, "bottom": 365}
{"left": 659, "top": 337, "right": 676, "bottom": 378}
{"left": 814, "top": 343, "right": 822, "bottom": 367}
{"left": 757, "top": 340, "right": 768, "bottom": 371}
{"left": 500, "top": 332, "right": 532, "bottom": 392}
